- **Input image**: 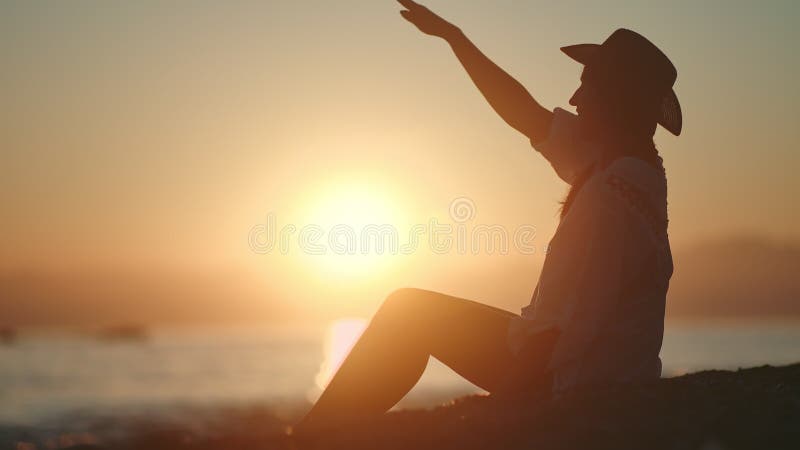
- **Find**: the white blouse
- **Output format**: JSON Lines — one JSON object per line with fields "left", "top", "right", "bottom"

{"left": 508, "top": 107, "right": 674, "bottom": 393}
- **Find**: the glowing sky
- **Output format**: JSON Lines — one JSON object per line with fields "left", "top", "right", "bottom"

{"left": 2, "top": 1, "right": 798, "bottom": 321}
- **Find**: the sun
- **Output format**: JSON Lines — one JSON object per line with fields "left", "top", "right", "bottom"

{"left": 298, "top": 182, "right": 405, "bottom": 279}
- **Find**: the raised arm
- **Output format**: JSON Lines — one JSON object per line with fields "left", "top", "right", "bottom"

{"left": 398, "top": 0, "right": 552, "bottom": 142}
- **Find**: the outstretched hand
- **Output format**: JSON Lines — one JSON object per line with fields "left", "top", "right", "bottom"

{"left": 397, "top": 0, "right": 458, "bottom": 39}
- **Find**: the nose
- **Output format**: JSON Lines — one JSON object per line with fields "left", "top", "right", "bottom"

{"left": 569, "top": 85, "right": 583, "bottom": 108}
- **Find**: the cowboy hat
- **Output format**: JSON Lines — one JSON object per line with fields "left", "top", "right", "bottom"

{"left": 561, "top": 28, "right": 682, "bottom": 136}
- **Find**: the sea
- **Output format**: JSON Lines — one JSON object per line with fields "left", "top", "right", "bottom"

{"left": 1, "top": 319, "right": 799, "bottom": 427}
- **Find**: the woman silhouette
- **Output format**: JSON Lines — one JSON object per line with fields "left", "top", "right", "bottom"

{"left": 300, "top": 0, "right": 681, "bottom": 429}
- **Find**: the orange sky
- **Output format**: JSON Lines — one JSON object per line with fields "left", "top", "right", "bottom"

{"left": 2, "top": 1, "right": 798, "bottom": 323}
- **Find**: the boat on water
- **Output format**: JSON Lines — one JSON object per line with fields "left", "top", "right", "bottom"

{"left": 0, "top": 326, "right": 17, "bottom": 344}
{"left": 97, "top": 324, "right": 149, "bottom": 342}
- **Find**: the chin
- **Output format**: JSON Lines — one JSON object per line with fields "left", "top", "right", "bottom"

{"left": 577, "top": 118, "right": 598, "bottom": 141}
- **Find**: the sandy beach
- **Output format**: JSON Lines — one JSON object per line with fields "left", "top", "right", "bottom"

{"left": 4, "top": 363, "right": 798, "bottom": 450}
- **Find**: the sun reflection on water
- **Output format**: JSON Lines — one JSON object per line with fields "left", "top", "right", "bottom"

{"left": 308, "top": 318, "right": 368, "bottom": 400}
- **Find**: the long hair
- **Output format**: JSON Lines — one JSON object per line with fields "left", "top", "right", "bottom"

{"left": 559, "top": 91, "right": 665, "bottom": 220}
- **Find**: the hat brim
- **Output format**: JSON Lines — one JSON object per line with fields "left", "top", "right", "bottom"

{"left": 561, "top": 43, "right": 601, "bottom": 66}
{"left": 560, "top": 43, "right": 682, "bottom": 136}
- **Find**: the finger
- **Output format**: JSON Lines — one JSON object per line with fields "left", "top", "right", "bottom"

{"left": 399, "top": 10, "right": 415, "bottom": 23}
{"left": 397, "top": 0, "right": 420, "bottom": 10}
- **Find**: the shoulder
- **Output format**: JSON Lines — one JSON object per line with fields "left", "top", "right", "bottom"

{"left": 604, "top": 157, "right": 666, "bottom": 197}
{"left": 600, "top": 157, "right": 667, "bottom": 214}
{"left": 532, "top": 107, "right": 603, "bottom": 185}
{"left": 567, "top": 156, "right": 669, "bottom": 226}
{"left": 595, "top": 157, "right": 669, "bottom": 242}
{"left": 550, "top": 107, "right": 579, "bottom": 130}
{"left": 532, "top": 107, "right": 578, "bottom": 146}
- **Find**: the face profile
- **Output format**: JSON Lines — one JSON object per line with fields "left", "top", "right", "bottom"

{"left": 569, "top": 68, "right": 606, "bottom": 140}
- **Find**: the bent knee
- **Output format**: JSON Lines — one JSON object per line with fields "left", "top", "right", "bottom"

{"left": 378, "top": 288, "right": 431, "bottom": 319}
{"left": 383, "top": 287, "right": 426, "bottom": 308}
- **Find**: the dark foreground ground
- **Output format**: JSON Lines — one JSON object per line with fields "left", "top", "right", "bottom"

{"left": 5, "top": 363, "right": 799, "bottom": 450}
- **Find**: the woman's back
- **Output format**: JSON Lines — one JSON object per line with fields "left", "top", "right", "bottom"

{"left": 510, "top": 109, "right": 673, "bottom": 392}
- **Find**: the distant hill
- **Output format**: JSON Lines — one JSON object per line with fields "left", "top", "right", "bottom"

{"left": 667, "top": 236, "right": 800, "bottom": 317}
{"left": 0, "top": 268, "right": 288, "bottom": 328}
{"left": 1, "top": 235, "right": 798, "bottom": 327}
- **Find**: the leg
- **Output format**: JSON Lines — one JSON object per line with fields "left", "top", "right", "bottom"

{"left": 301, "top": 288, "right": 518, "bottom": 426}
